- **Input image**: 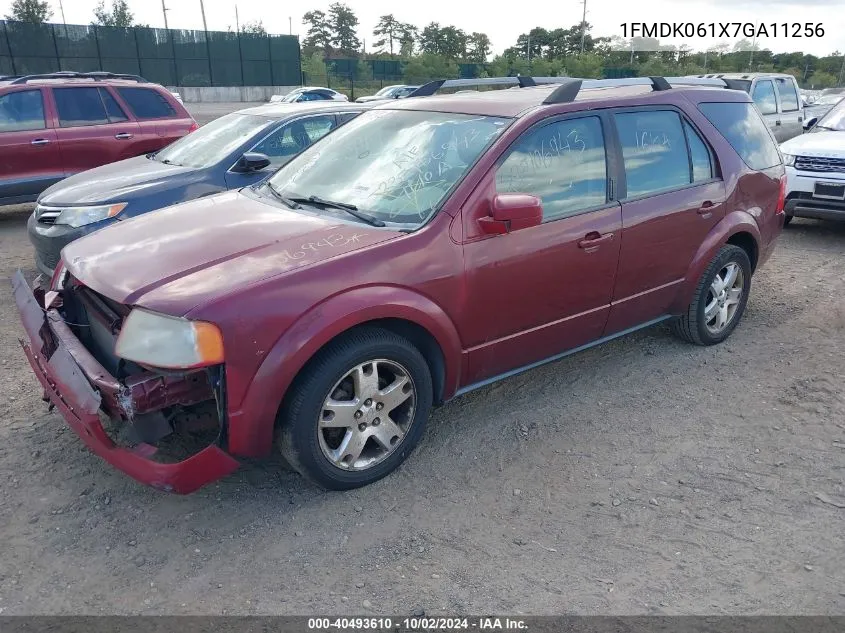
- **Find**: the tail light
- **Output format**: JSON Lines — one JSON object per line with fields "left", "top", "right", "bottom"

{"left": 187, "top": 120, "right": 199, "bottom": 133}
{"left": 775, "top": 173, "right": 787, "bottom": 214}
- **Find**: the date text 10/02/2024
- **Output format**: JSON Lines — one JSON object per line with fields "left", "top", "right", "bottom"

{"left": 307, "top": 617, "right": 529, "bottom": 630}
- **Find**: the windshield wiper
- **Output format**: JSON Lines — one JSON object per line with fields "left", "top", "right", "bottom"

{"left": 288, "top": 195, "right": 386, "bottom": 227}
{"left": 263, "top": 182, "right": 302, "bottom": 209}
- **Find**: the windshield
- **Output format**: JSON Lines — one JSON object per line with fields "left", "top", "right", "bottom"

{"left": 154, "top": 113, "right": 270, "bottom": 168}
{"left": 265, "top": 109, "right": 509, "bottom": 228}
{"left": 374, "top": 86, "right": 398, "bottom": 96}
{"left": 814, "top": 98, "right": 845, "bottom": 132}
{"left": 816, "top": 95, "right": 844, "bottom": 106}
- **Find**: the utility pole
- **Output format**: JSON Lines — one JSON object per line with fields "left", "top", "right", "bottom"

{"left": 580, "top": 0, "right": 587, "bottom": 55}
{"left": 749, "top": 35, "right": 756, "bottom": 70}
{"left": 527, "top": 34, "right": 530, "bottom": 62}
{"left": 289, "top": 17, "right": 292, "bottom": 35}
{"left": 235, "top": 5, "right": 240, "bottom": 32}
{"left": 57, "top": 0, "right": 67, "bottom": 25}
{"left": 161, "top": 0, "right": 169, "bottom": 30}
{"left": 199, "top": 0, "right": 209, "bottom": 33}
{"left": 839, "top": 53, "right": 845, "bottom": 86}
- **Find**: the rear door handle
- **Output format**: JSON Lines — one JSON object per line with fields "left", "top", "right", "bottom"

{"left": 31, "top": 138, "right": 50, "bottom": 146}
{"left": 578, "top": 232, "right": 614, "bottom": 250}
{"left": 115, "top": 132, "right": 134, "bottom": 139}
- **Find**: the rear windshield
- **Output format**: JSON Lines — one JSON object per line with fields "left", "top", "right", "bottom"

{"left": 698, "top": 102, "right": 781, "bottom": 170}
{"left": 117, "top": 87, "right": 177, "bottom": 119}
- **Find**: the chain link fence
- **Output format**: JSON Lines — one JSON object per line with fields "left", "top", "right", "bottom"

{"left": 0, "top": 20, "right": 301, "bottom": 87}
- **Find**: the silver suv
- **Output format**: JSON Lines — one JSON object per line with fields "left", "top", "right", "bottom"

{"left": 695, "top": 73, "right": 805, "bottom": 142}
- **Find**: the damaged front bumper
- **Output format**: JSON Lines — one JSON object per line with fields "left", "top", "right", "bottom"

{"left": 12, "top": 270, "right": 240, "bottom": 493}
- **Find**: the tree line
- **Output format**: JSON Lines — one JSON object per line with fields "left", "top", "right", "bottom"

{"left": 5, "top": 0, "right": 267, "bottom": 34}
{"left": 6, "top": 0, "right": 843, "bottom": 88}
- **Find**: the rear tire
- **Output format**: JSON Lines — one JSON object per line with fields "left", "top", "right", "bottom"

{"left": 277, "top": 327, "right": 432, "bottom": 490}
{"left": 671, "top": 245, "right": 752, "bottom": 346}
{"left": 784, "top": 214, "right": 793, "bottom": 226}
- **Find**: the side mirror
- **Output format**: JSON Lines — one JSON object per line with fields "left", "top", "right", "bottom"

{"left": 803, "top": 117, "right": 818, "bottom": 131}
{"left": 479, "top": 193, "right": 543, "bottom": 235}
{"left": 233, "top": 152, "right": 271, "bottom": 173}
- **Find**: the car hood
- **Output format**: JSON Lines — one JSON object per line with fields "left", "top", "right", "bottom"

{"left": 356, "top": 95, "right": 389, "bottom": 103}
{"left": 61, "top": 190, "right": 402, "bottom": 316}
{"left": 781, "top": 131, "right": 845, "bottom": 158}
{"left": 39, "top": 156, "right": 198, "bottom": 206}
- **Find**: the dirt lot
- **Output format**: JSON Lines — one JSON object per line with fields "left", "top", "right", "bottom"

{"left": 0, "top": 102, "right": 843, "bottom": 615}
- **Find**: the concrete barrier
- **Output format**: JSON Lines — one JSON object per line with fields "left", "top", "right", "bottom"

{"left": 167, "top": 86, "right": 300, "bottom": 103}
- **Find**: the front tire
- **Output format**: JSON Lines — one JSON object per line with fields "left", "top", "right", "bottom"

{"left": 671, "top": 245, "right": 752, "bottom": 346}
{"left": 277, "top": 327, "right": 433, "bottom": 490}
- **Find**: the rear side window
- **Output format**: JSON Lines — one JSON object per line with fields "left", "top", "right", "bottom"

{"left": 775, "top": 78, "right": 800, "bottom": 112}
{"left": 251, "top": 115, "right": 337, "bottom": 165}
{"left": 751, "top": 80, "right": 777, "bottom": 115}
{"left": 496, "top": 116, "right": 607, "bottom": 221}
{"left": 698, "top": 102, "right": 781, "bottom": 170}
{"left": 614, "top": 110, "right": 690, "bottom": 197}
{"left": 117, "top": 87, "right": 177, "bottom": 119}
{"left": 683, "top": 121, "right": 713, "bottom": 182}
{"left": 54, "top": 87, "right": 110, "bottom": 127}
{"left": 0, "top": 89, "right": 45, "bottom": 132}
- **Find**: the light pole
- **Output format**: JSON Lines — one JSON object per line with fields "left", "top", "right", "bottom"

{"left": 289, "top": 17, "right": 292, "bottom": 35}
{"left": 161, "top": 0, "right": 169, "bottom": 29}
{"left": 57, "top": 0, "right": 67, "bottom": 25}
{"left": 580, "top": 0, "right": 587, "bottom": 55}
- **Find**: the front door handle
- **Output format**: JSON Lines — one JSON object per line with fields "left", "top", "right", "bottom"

{"left": 697, "top": 200, "right": 715, "bottom": 217}
{"left": 31, "top": 138, "right": 50, "bottom": 146}
{"left": 115, "top": 132, "right": 134, "bottom": 139}
{"left": 775, "top": 120, "right": 782, "bottom": 126}
{"left": 578, "top": 231, "right": 614, "bottom": 251}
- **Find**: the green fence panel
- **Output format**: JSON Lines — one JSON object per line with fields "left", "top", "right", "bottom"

{"left": 136, "top": 27, "right": 173, "bottom": 59}
{"left": 210, "top": 58, "right": 242, "bottom": 86}
{"left": 3, "top": 21, "right": 54, "bottom": 59}
{"left": 101, "top": 57, "right": 142, "bottom": 75}
{"left": 240, "top": 33, "right": 269, "bottom": 61}
{"left": 97, "top": 26, "right": 136, "bottom": 59}
{"left": 9, "top": 56, "right": 59, "bottom": 74}
{"left": 176, "top": 59, "right": 210, "bottom": 86}
{"left": 172, "top": 29, "right": 207, "bottom": 60}
{"left": 54, "top": 24, "right": 97, "bottom": 58}
{"left": 208, "top": 31, "right": 239, "bottom": 60}
{"left": 59, "top": 57, "right": 101, "bottom": 72}
{"left": 0, "top": 20, "right": 301, "bottom": 86}
{"left": 139, "top": 58, "right": 177, "bottom": 85}
{"left": 243, "top": 60, "right": 271, "bottom": 85}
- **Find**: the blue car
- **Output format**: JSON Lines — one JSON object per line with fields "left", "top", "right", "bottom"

{"left": 27, "top": 100, "right": 370, "bottom": 274}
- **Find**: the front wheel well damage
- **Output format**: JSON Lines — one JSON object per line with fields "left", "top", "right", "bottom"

{"left": 726, "top": 231, "right": 758, "bottom": 273}
{"left": 277, "top": 318, "right": 447, "bottom": 426}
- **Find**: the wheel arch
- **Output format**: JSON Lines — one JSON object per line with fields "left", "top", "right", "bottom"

{"left": 225, "top": 286, "right": 462, "bottom": 457}
{"left": 670, "top": 210, "right": 761, "bottom": 314}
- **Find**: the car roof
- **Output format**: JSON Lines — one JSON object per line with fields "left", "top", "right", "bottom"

{"left": 0, "top": 77, "right": 162, "bottom": 88}
{"left": 699, "top": 73, "right": 794, "bottom": 80}
{"left": 378, "top": 83, "right": 749, "bottom": 118}
{"left": 238, "top": 101, "right": 372, "bottom": 119}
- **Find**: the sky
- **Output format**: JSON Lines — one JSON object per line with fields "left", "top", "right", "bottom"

{"left": 9, "top": 0, "right": 845, "bottom": 58}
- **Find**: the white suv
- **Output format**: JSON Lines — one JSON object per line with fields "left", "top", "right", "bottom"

{"left": 780, "top": 98, "right": 845, "bottom": 225}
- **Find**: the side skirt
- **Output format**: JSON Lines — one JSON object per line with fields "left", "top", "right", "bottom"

{"left": 453, "top": 315, "right": 672, "bottom": 398}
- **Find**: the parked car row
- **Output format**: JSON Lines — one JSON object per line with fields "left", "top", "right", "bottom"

{"left": 11, "top": 73, "right": 791, "bottom": 495}
{"left": 0, "top": 71, "right": 197, "bottom": 206}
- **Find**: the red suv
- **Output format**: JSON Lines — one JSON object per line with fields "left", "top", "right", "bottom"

{"left": 13, "top": 76, "right": 785, "bottom": 494}
{"left": 0, "top": 71, "right": 196, "bottom": 205}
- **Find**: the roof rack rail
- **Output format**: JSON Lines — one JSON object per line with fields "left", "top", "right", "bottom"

{"left": 10, "top": 71, "right": 148, "bottom": 85}
{"left": 407, "top": 74, "right": 741, "bottom": 103}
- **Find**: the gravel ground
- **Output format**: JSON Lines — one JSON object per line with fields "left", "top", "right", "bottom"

{"left": 0, "top": 101, "right": 843, "bottom": 615}
{"left": 1, "top": 211, "right": 843, "bottom": 615}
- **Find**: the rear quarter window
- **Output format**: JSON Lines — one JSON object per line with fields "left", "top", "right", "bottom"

{"left": 117, "top": 87, "right": 177, "bottom": 119}
{"left": 697, "top": 102, "right": 782, "bottom": 171}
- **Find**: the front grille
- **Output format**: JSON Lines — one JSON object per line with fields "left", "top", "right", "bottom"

{"left": 35, "top": 205, "right": 61, "bottom": 225}
{"left": 795, "top": 155, "right": 845, "bottom": 173}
